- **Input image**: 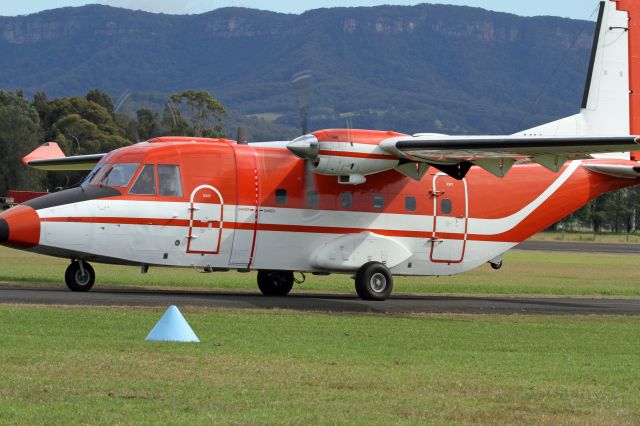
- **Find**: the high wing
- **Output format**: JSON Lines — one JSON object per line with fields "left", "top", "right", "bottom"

{"left": 380, "top": 135, "right": 640, "bottom": 179}
{"left": 22, "top": 142, "right": 105, "bottom": 171}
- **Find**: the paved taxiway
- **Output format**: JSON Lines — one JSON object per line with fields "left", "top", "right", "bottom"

{"left": 516, "top": 240, "right": 640, "bottom": 254}
{"left": 1, "top": 241, "right": 638, "bottom": 315}
{"left": 1, "top": 285, "right": 639, "bottom": 315}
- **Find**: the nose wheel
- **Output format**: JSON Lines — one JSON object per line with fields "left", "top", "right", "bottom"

{"left": 65, "top": 261, "right": 95, "bottom": 292}
{"left": 257, "top": 270, "right": 294, "bottom": 296}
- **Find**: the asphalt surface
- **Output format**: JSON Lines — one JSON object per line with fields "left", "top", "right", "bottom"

{"left": 0, "top": 285, "right": 639, "bottom": 315}
{"left": 1, "top": 241, "right": 638, "bottom": 316}
{"left": 516, "top": 240, "right": 640, "bottom": 254}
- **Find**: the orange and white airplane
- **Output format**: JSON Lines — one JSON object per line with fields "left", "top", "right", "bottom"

{"left": 1, "top": 0, "right": 640, "bottom": 300}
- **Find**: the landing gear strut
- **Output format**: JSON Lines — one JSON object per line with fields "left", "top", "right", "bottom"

{"left": 355, "top": 262, "right": 393, "bottom": 301}
{"left": 65, "top": 260, "right": 95, "bottom": 292}
{"left": 257, "top": 270, "right": 294, "bottom": 296}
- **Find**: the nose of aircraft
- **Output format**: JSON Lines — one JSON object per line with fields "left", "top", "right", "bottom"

{"left": 0, "top": 205, "right": 40, "bottom": 248}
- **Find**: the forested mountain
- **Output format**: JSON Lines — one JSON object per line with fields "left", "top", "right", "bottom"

{"left": 0, "top": 3, "right": 595, "bottom": 138}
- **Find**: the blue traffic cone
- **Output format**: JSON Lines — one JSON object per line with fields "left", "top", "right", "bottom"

{"left": 146, "top": 305, "right": 200, "bottom": 343}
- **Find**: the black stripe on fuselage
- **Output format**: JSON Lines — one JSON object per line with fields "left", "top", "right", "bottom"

{"left": 24, "top": 186, "right": 121, "bottom": 211}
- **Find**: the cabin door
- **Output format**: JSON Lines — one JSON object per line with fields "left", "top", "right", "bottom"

{"left": 229, "top": 146, "right": 260, "bottom": 267}
{"left": 430, "top": 175, "right": 468, "bottom": 264}
{"left": 187, "top": 185, "right": 224, "bottom": 254}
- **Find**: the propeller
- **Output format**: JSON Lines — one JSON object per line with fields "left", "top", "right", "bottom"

{"left": 292, "top": 70, "right": 312, "bottom": 135}
{"left": 236, "top": 126, "right": 248, "bottom": 144}
{"left": 289, "top": 71, "right": 318, "bottom": 197}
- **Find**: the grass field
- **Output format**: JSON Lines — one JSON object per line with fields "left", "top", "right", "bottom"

{"left": 1, "top": 239, "right": 639, "bottom": 423}
{"left": 0, "top": 306, "right": 638, "bottom": 424}
{"left": 1, "top": 246, "right": 639, "bottom": 297}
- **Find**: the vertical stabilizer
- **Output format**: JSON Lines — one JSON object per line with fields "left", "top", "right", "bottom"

{"left": 612, "top": 0, "right": 640, "bottom": 159}
{"left": 517, "top": 0, "right": 635, "bottom": 158}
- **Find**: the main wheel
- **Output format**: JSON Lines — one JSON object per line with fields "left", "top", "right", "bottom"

{"left": 354, "top": 262, "right": 393, "bottom": 301}
{"left": 65, "top": 261, "right": 95, "bottom": 292}
{"left": 257, "top": 270, "right": 294, "bottom": 296}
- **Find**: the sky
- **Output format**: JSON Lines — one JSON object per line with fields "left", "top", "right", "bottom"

{"left": 0, "top": 0, "right": 602, "bottom": 21}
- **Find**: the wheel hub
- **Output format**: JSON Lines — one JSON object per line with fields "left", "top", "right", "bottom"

{"left": 75, "top": 270, "right": 90, "bottom": 286}
{"left": 370, "top": 272, "right": 387, "bottom": 293}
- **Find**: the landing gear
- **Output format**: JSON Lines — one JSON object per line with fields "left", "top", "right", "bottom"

{"left": 257, "top": 270, "right": 294, "bottom": 296}
{"left": 355, "top": 262, "right": 393, "bottom": 301}
{"left": 490, "top": 260, "right": 503, "bottom": 270}
{"left": 65, "top": 261, "right": 95, "bottom": 292}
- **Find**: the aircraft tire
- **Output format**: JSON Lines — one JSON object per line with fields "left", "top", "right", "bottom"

{"left": 65, "top": 261, "right": 95, "bottom": 292}
{"left": 257, "top": 270, "right": 294, "bottom": 296}
{"left": 490, "top": 260, "right": 503, "bottom": 270}
{"left": 355, "top": 262, "right": 393, "bottom": 301}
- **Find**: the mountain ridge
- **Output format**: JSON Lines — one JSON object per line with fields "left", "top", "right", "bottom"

{"left": 0, "top": 3, "right": 596, "bottom": 138}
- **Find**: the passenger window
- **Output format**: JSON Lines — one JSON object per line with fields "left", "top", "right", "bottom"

{"left": 130, "top": 165, "right": 156, "bottom": 195}
{"left": 158, "top": 165, "right": 183, "bottom": 197}
{"left": 306, "top": 191, "right": 319, "bottom": 208}
{"left": 405, "top": 196, "right": 416, "bottom": 212}
{"left": 441, "top": 199, "right": 452, "bottom": 214}
{"left": 275, "top": 189, "right": 287, "bottom": 205}
{"left": 102, "top": 163, "right": 139, "bottom": 187}
{"left": 373, "top": 194, "right": 384, "bottom": 210}
{"left": 340, "top": 192, "right": 352, "bottom": 209}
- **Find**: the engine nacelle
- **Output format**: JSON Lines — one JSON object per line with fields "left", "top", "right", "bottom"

{"left": 287, "top": 129, "right": 406, "bottom": 184}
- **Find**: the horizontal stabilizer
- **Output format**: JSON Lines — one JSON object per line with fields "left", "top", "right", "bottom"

{"left": 583, "top": 164, "right": 640, "bottom": 179}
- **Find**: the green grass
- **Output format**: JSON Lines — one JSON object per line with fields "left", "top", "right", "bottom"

{"left": 0, "top": 306, "right": 638, "bottom": 424}
{"left": 1, "top": 246, "right": 640, "bottom": 297}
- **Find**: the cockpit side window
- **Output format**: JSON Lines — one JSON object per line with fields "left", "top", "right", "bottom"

{"left": 101, "top": 163, "right": 139, "bottom": 188}
{"left": 81, "top": 163, "right": 111, "bottom": 188}
{"left": 157, "top": 165, "right": 183, "bottom": 197}
{"left": 129, "top": 165, "right": 157, "bottom": 195}
{"left": 80, "top": 162, "right": 105, "bottom": 187}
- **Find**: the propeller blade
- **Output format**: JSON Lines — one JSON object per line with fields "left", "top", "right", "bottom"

{"left": 292, "top": 70, "right": 313, "bottom": 135}
{"left": 303, "top": 158, "right": 318, "bottom": 200}
{"left": 236, "top": 126, "right": 248, "bottom": 144}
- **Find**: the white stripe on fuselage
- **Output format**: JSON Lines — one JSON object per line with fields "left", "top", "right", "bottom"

{"left": 36, "top": 161, "right": 581, "bottom": 238}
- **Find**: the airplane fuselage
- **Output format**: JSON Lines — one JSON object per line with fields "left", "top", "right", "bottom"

{"left": 1, "top": 133, "right": 636, "bottom": 280}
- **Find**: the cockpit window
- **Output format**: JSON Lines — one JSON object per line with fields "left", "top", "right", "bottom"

{"left": 101, "top": 163, "right": 139, "bottom": 187}
{"left": 82, "top": 162, "right": 106, "bottom": 188}
{"left": 157, "top": 165, "right": 183, "bottom": 197}
{"left": 129, "top": 165, "right": 156, "bottom": 195}
{"left": 91, "top": 164, "right": 112, "bottom": 185}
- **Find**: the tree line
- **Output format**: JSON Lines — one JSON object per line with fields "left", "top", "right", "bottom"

{"left": 0, "top": 89, "right": 224, "bottom": 193}
{"left": 0, "top": 89, "right": 638, "bottom": 234}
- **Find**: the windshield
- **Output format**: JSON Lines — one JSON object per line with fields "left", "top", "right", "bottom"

{"left": 100, "top": 163, "right": 139, "bottom": 188}
{"left": 81, "top": 161, "right": 106, "bottom": 188}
